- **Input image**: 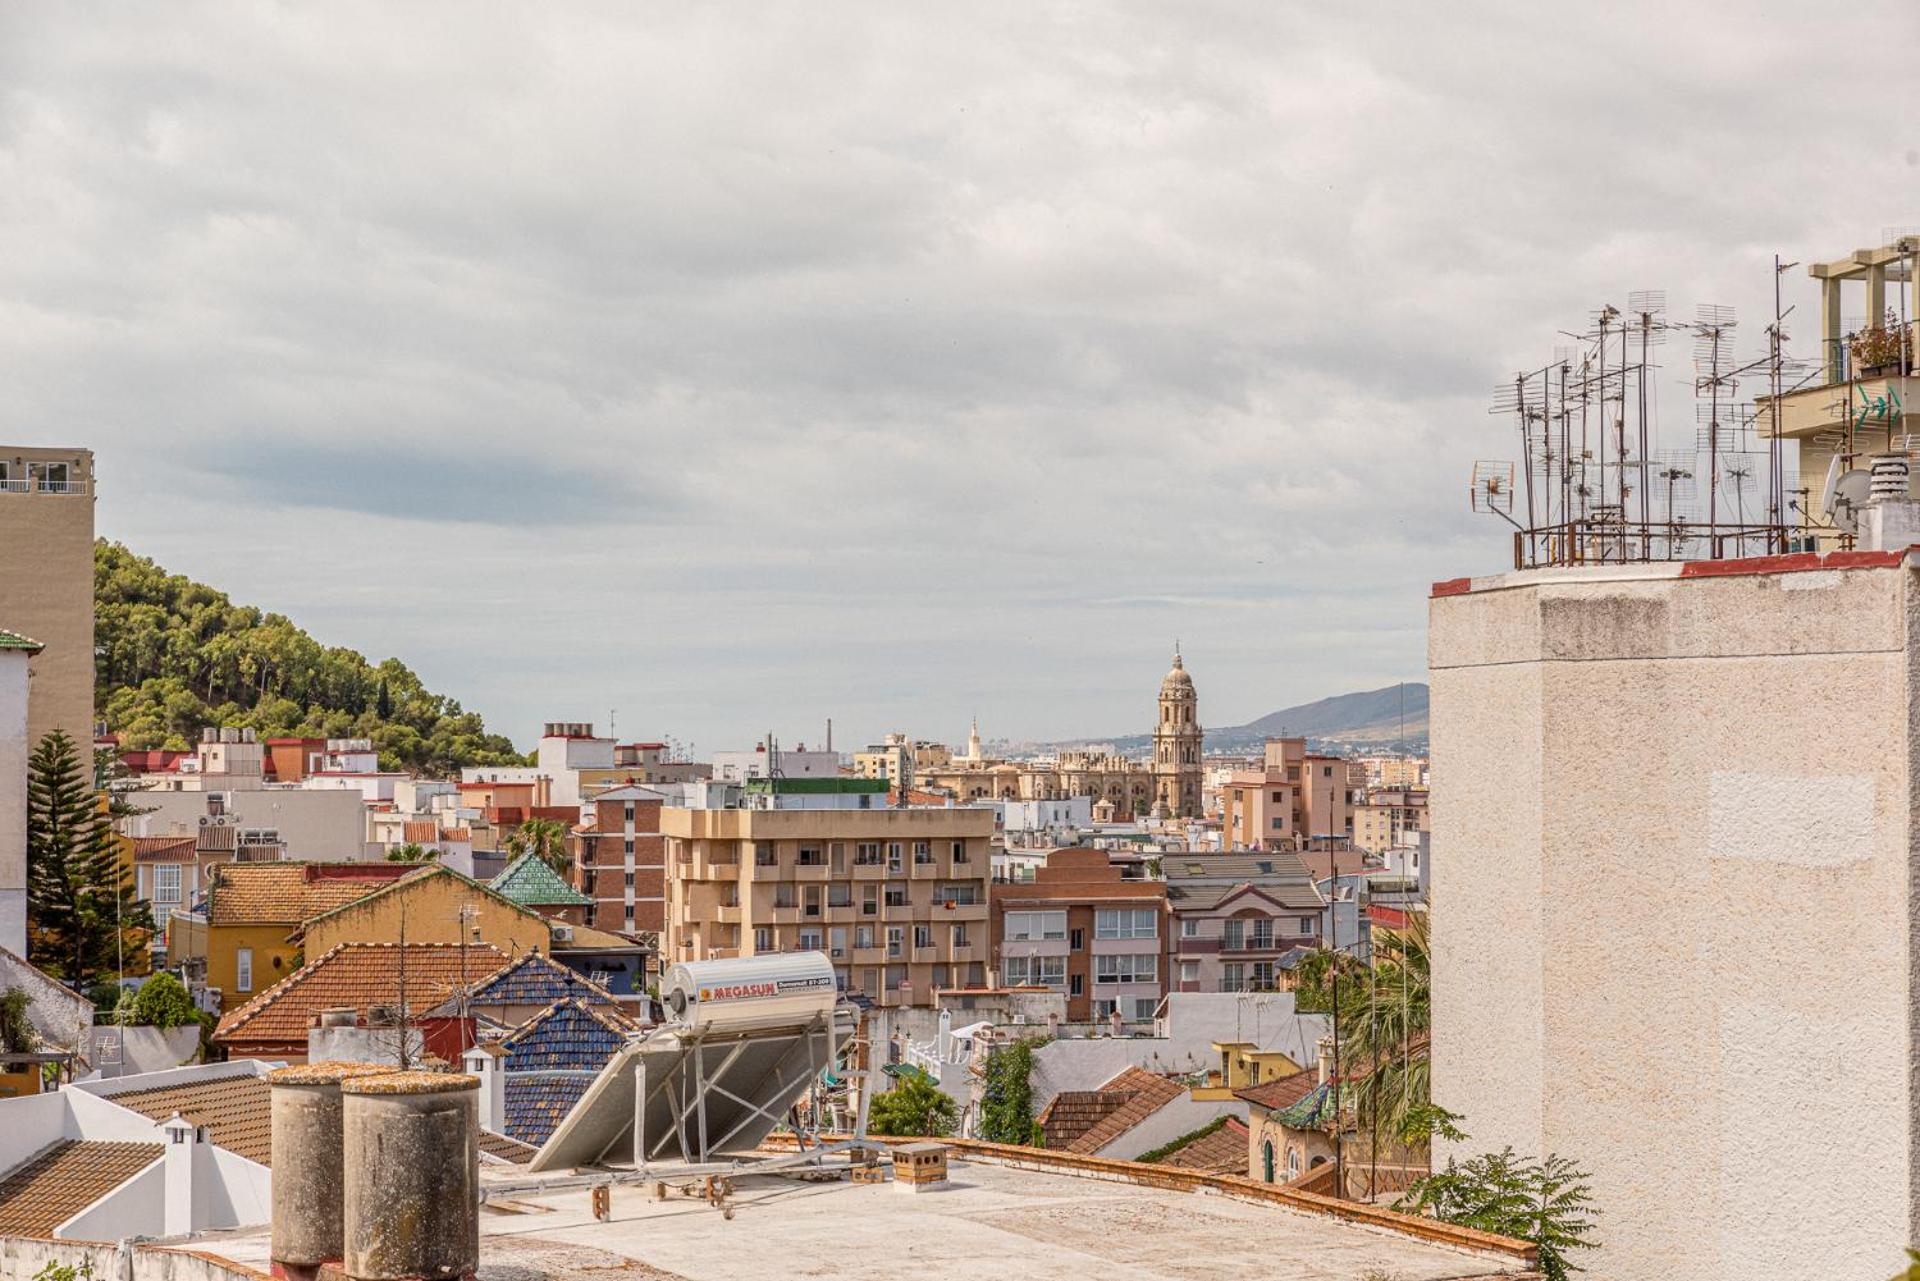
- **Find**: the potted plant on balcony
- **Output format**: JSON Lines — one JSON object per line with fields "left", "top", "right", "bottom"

{"left": 1849, "top": 308, "right": 1912, "bottom": 378}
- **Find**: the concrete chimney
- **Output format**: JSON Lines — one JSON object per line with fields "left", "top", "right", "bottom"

{"left": 161, "top": 1113, "right": 204, "bottom": 1238}
{"left": 1862, "top": 453, "right": 1920, "bottom": 551}
{"left": 342, "top": 1072, "right": 480, "bottom": 1281}
{"left": 463, "top": 1045, "right": 505, "bottom": 1133}
{"left": 268, "top": 1062, "right": 394, "bottom": 1280}
{"left": 1316, "top": 1035, "right": 1335, "bottom": 1087}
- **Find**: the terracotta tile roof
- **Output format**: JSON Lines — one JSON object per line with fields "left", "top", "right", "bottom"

{"left": 1037, "top": 1066, "right": 1187, "bottom": 1155}
{"left": 478, "top": 1129, "right": 538, "bottom": 1164}
{"left": 0, "top": 1140, "right": 161, "bottom": 1237}
{"left": 296, "top": 865, "right": 540, "bottom": 937}
{"left": 215, "top": 942, "right": 509, "bottom": 1052}
{"left": 402, "top": 820, "right": 439, "bottom": 843}
{"left": 1156, "top": 1116, "right": 1249, "bottom": 1175}
{"left": 1037, "top": 1090, "right": 1127, "bottom": 1150}
{"left": 1233, "top": 1069, "right": 1321, "bottom": 1112}
{"left": 198, "top": 825, "right": 239, "bottom": 853}
{"left": 132, "top": 835, "right": 198, "bottom": 862}
{"left": 1065, "top": 1067, "right": 1187, "bottom": 1154}
{"left": 109, "top": 1073, "right": 274, "bottom": 1165}
{"left": 206, "top": 863, "right": 408, "bottom": 927}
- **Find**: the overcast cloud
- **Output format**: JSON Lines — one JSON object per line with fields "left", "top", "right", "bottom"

{"left": 3, "top": 2, "right": 1914, "bottom": 753}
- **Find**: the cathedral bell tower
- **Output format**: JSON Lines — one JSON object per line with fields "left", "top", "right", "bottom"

{"left": 1152, "top": 647, "right": 1203, "bottom": 819}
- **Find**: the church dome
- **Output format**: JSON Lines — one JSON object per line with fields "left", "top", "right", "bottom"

{"left": 1160, "top": 652, "right": 1194, "bottom": 695}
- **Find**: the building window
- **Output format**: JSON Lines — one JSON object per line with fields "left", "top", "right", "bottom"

{"left": 828, "top": 884, "right": 852, "bottom": 908}
{"left": 1251, "top": 961, "right": 1275, "bottom": 989}
{"left": 887, "top": 843, "right": 905, "bottom": 873}
{"left": 1070, "top": 974, "right": 1084, "bottom": 997}
{"left": 624, "top": 872, "right": 635, "bottom": 889}
{"left": 797, "top": 844, "right": 826, "bottom": 866}
{"left": 755, "top": 842, "right": 777, "bottom": 867}
{"left": 855, "top": 842, "right": 884, "bottom": 866}
{"left": 1299, "top": 916, "right": 1317, "bottom": 935}
{"left": 887, "top": 927, "right": 904, "bottom": 958}
{"left": 951, "top": 841, "right": 968, "bottom": 863}
{"left": 1222, "top": 963, "right": 1245, "bottom": 993}
{"left": 798, "top": 928, "right": 823, "bottom": 951}
{"left": 1094, "top": 954, "right": 1157, "bottom": 985}
{"left": 1222, "top": 919, "right": 1245, "bottom": 949}
{"left": 1004, "top": 955, "right": 1066, "bottom": 988}
{"left": 754, "top": 927, "right": 773, "bottom": 951}
{"left": 236, "top": 948, "right": 253, "bottom": 993}
{"left": 1250, "top": 918, "right": 1273, "bottom": 948}
{"left": 1179, "top": 960, "right": 1198, "bottom": 984}
{"left": 951, "top": 922, "right": 969, "bottom": 948}
{"left": 935, "top": 883, "right": 978, "bottom": 906}
{"left": 855, "top": 924, "right": 874, "bottom": 948}
{"left": 884, "top": 883, "right": 908, "bottom": 907}
{"left": 913, "top": 842, "right": 933, "bottom": 865}
{"left": 1180, "top": 918, "right": 1198, "bottom": 938}
{"left": 1069, "top": 927, "right": 1083, "bottom": 952}
{"left": 154, "top": 864, "right": 182, "bottom": 906}
{"left": 913, "top": 924, "right": 933, "bottom": 949}
{"left": 804, "top": 886, "right": 822, "bottom": 917}
{"left": 1095, "top": 908, "right": 1157, "bottom": 940}
{"left": 624, "top": 803, "right": 635, "bottom": 822}
{"left": 774, "top": 885, "right": 797, "bottom": 909}
{"left": 862, "top": 886, "right": 879, "bottom": 916}
{"left": 1005, "top": 910, "right": 1067, "bottom": 942}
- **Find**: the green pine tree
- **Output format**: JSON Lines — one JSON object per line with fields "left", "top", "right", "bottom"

{"left": 27, "top": 731, "right": 151, "bottom": 985}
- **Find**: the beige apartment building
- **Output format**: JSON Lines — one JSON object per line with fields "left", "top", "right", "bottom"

{"left": 662, "top": 795, "right": 993, "bottom": 1007}
{"left": 0, "top": 446, "right": 96, "bottom": 749}
{"left": 1352, "top": 787, "right": 1428, "bottom": 854}
{"left": 1218, "top": 738, "right": 1356, "bottom": 851}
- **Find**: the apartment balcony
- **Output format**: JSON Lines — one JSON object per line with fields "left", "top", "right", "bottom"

{"left": 946, "top": 942, "right": 983, "bottom": 965}
{"left": 712, "top": 904, "right": 742, "bottom": 925}
{"left": 881, "top": 900, "right": 916, "bottom": 923}
{"left": 930, "top": 901, "right": 988, "bottom": 923}
{"left": 851, "top": 945, "right": 887, "bottom": 965}
{"left": 908, "top": 859, "right": 943, "bottom": 880}
{"left": 789, "top": 862, "right": 832, "bottom": 883}
{"left": 762, "top": 904, "right": 803, "bottom": 926}
{"left": 1218, "top": 935, "right": 1313, "bottom": 957}
{"left": 911, "top": 945, "right": 940, "bottom": 964}
{"left": 850, "top": 861, "right": 889, "bottom": 880}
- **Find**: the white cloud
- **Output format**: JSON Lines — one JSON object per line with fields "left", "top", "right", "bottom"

{"left": 2, "top": 0, "right": 1914, "bottom": 750}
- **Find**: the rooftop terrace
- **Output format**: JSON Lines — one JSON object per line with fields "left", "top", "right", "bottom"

{"left": 196, "top": 1146, "right": 1534, "bottom": 1281}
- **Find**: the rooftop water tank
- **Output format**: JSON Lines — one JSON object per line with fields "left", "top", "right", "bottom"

{"left": 661, "top": 952, "right": 837, "bottom": 1034}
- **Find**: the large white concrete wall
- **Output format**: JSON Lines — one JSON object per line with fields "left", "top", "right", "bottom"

{"left": 1430, "top": 562, "right": 1917, "bottom": 1281}
{"left": 0, "top": 650, "right": 29, "bottom": 956}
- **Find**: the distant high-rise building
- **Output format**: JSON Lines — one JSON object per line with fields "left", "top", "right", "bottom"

{"left": 0, "top": 446, "right": 95, "bottom": 750}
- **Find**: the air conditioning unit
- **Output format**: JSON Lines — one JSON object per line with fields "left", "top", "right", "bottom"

{"left": 552, "top": 925, "right": 574, "bottom": 944}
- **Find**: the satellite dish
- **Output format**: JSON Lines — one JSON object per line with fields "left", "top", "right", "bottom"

{"left": 1825, "top": 466, "right": 1872, "bottom": 535}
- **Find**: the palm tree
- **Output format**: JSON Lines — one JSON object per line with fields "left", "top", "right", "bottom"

{"left": 504, "top": 817, "right": 571, "bottom": 878}
{"left": 385, "top": 843, "right": 438, "bottom": 863}
{"left": 1336, "top": 912, "right": 1454, "bottom": 1154}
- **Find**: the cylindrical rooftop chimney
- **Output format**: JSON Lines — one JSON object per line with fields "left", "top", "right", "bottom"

{"left": 268, "top": 1062, "right": 394, "bottom": 1280}
{"left": 342, "top": 1072, "right": 480, "bottom": 1281}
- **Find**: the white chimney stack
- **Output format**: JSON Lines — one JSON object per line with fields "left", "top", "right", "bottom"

{"left": 162, "top": 1113, "right": 206, "bottom": 1237}
{"left": 463, "top": 1045, "right": 505, "bottom": 1133}
{"left": 1862, "top": 453, "right": 1920, "bottom": 551}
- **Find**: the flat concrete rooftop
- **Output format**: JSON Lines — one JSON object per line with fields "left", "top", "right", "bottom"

{"left": 198, "top": 1155, "right": 1532, "bottom": 1281}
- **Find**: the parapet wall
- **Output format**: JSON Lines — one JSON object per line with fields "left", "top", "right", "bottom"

{"left": 0, "top": 1238, "right": 269, "bottom": 1281}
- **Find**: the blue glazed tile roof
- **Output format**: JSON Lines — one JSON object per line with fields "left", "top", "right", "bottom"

{"left": 503, "top": 998, "right": 631, "bottom": 1071}
{"left": 468, "top": 954, "right": 620, "bottom": 1010}
{"left": 503, "top": 1074, "right": 596, "bottom": 1147}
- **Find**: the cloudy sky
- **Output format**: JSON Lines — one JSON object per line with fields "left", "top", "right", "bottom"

{"left": 3, "top": 2, "right": 1913, "bottom": 754}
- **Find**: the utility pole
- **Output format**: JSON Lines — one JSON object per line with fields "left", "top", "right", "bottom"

{"left": 1325, "top": 829, "right": 1344, "bottom": 1201}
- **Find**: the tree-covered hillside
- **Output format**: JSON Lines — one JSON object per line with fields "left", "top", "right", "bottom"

{"left": 95, "top": 541, "right": 525, "bottom": 774}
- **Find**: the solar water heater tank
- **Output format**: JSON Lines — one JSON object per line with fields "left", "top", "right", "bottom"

{"left": 661, "top": 952, "right": 838, "bottom": 1033}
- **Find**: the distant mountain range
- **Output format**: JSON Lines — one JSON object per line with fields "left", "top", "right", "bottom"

{"left": 1036, "top": 682, "right": 1427, "bottom": 756}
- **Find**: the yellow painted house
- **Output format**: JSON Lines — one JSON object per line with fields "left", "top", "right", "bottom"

{"left": 296, "top": 863, "right": 554, "bottom": 960}
{"left": 169, "top": 862, "right": 415, "bottom": 1012}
